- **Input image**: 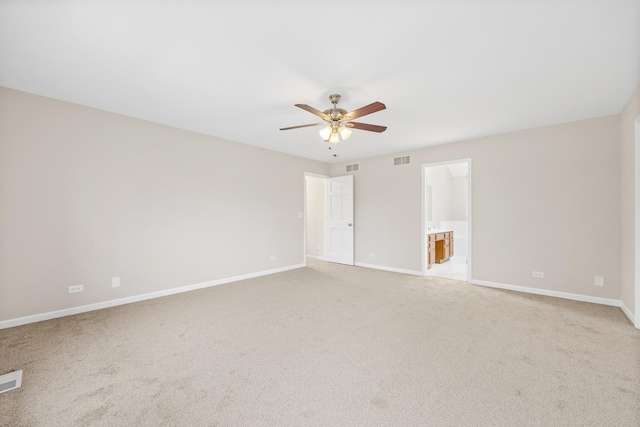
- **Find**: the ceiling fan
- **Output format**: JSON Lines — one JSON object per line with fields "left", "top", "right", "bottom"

{"left": 280, "top": 94, "right": 387, "bottom": 143}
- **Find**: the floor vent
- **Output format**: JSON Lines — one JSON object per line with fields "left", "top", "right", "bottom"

{"left": 393, "top": 155, "right": 411, "bottom": 166}
{"left": 346, "top": 163, "right": 359, "bottom": 172}
{"left": 0, "top": 370, "right": 22, "bottom": 394}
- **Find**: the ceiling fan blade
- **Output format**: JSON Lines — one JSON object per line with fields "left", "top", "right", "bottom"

{"left": 295, "top": 104, "right": 330, "bottom": 120}
{"left": 280, "top": 123, "right": 325, "bottom": 131}
{"left": 346, "top": 121, "right": 387, "bottom": 133}
{"left": 345, "top": 102, "right": 386, "bottom": 120}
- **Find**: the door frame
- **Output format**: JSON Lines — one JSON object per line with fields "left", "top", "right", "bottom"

{"left": 303, "top": 172, "right": 329, "bottom": 267}
{"left": 635, "top": 117, "right": 640, "bottom": 329}
{"left": 421, "top": 159, "right": 472, "bottom": 281}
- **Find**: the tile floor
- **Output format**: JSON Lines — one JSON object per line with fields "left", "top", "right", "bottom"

{"left": 426, "top": 255, "right": 467, "bottom": 281}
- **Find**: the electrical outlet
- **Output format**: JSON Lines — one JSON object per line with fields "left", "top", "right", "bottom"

{"left": 594, "top": 275, "right": 604, "bottom": 286}
{"left": 298, "top": 212, "right": 303, "bottom": 219}
{"left": 270, "top": 256, "right": 276, "bottom": 261}
{"left": 68, "top": 285, "right": 83, "bottom": 294}
{"left": 532, "top": 271, "right": 544, "bottom": 279}
{"left": 112, "top": 277, "right": 120, "bottom": 288}
{"left": 369, "top": 252, "right": 376, "bottom": 258}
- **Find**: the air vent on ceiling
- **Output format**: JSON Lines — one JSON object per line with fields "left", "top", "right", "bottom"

{"left": 346, "top": 163, "right": 359, "bottom": 172}
{"left": 393, "top": 155, "right": 411, "bottom": 166}
{"left": 0, "top": 370, "right": 22, "bottom": 394}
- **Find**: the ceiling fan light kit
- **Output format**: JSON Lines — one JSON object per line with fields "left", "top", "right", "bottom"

{"left": 319, "top": 126, "right": 332, "bottom": 141}
{"left": 338, "top": 126, "right": 352, "bottom": 140}
{"left": 328, "top": 131, "right": 340, "bottom": 144}
{"left": 320, "top": 124, "right": 349, "bottom": 143}
{"left": 280, "top": 93, "right": 387, "bottom": 144}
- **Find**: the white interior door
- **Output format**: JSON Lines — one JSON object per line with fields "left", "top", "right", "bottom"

{"left": 325, "top": 175, "right": 354, "bottom": 265}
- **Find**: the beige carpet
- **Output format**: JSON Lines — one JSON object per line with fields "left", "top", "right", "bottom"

{"left": 1, "top": 260, "right": 639, "bottom": 426}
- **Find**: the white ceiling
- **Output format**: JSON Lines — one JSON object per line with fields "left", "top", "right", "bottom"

{"left": 1, "top": 1, "right": 639, "bottom": 164}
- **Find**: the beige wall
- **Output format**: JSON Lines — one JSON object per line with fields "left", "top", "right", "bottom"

{"left": 0, "top": 87, "right": 328, "bottom": 322}
{"left": 305, "top": 176, "right": 325, "bottom": 258}
{"left": 0, "top": 85, "right": 633, "bottom": 323}
{"left": 620, "top": 85, "right": 640, "bottom": 317}
{"left": 331, "top": 116, "right": 621, "bottom": 300}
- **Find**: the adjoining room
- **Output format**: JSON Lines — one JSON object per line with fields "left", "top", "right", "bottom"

{"left": 425, "top": 161, "right": 470, "bottom": 281}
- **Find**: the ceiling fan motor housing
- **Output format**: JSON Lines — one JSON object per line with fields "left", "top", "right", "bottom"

{"left": 324, "top": 108, "right": 348, "bottom": 121}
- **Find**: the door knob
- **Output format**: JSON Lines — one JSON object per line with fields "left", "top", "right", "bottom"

{"left": 348, "top": 223, "right": 352, "bottom": 226}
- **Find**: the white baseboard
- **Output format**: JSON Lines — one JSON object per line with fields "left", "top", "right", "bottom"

{"left": 355, "top": 262, "right": 423, "bottom": 276}
{"left": 620, "top": 301, "right": 635, "bottom": 325}
{"left": 306, "top": 255, "right": 325, "bottom": 261}
{"left": 470, "top": 279, "right": 621, "bottom": 307}
{"left": 0, "top": 264, "right": 305, "bottom": 330}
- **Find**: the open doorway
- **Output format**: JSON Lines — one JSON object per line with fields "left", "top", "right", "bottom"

{"left": 423, "top": 160, "right": 471, "bottom": 281}
{"left": 304, "top": 173, "right": 328, "bottom": 263}
{"left": 304, "top": 173, "right": 355, "bottom": 266}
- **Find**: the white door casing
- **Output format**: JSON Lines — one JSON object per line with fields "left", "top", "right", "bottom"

{"left": 635, "top": 117, "right": 640, "bottom": 329}
{"left": 325, "top": 175, "right": 354, "bottom": 265}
